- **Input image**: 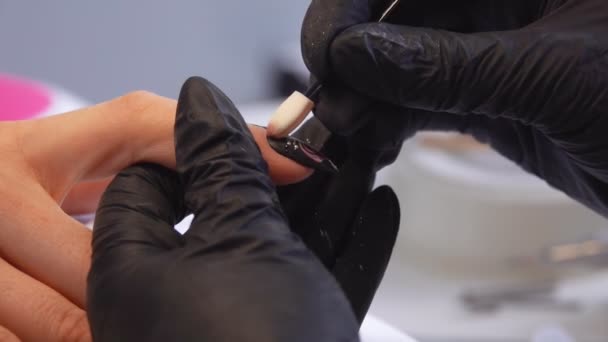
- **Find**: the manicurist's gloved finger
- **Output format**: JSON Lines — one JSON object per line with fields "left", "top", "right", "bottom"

{"left": 276, "top": 115, "right": 403, "bottom": 323}
{"left": 326, "top": 25, "right": 545, "bottom": 121}
{"left": 89, "top": 164, "right": 184, "bottom": 261}
{"left": 89, "top": 77, "right": 360, "bottom": 342}
{"left": 301, "top": 0, "right": 540, "bottom": 81}
{"left": 332, "top": 186, "right": 400, "bottom": 323}
{"left": 313, "top": 0, "right": 607, "bottom": 128}
{"left": 88, "top": 163, "right": 190, "bottom": 341}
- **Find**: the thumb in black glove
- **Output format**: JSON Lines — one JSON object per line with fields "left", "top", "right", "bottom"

{"left": 301, "top": 0, "right": 608, "bottom": 216}
{"left": 87, "top": 77, "right": 360, "bottom": 341}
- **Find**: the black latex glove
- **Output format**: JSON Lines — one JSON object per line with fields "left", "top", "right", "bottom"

{"left": 277, "top": 118, "right": 400, "bottom": 324}
{"left": 87, "top": 77, "right": 360, "bottom": 342}
{"left": 301, "top": 0, "right": 608, "bottom": 216}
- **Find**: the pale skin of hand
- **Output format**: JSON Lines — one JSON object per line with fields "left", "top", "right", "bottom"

{"left": 0, "top": 91, "right": 311, "bottom": 341}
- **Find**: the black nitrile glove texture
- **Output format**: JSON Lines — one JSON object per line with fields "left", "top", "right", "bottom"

{"left": 278, "top": 117, "right": 401, "bottom": 324}
{"left": 87, "top": 77, "right": 360, "bottom": 342}
{"left": 301, "top": 0, "right": 608, "bottom": 216}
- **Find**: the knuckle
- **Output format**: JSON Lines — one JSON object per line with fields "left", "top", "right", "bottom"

{"left": 119, "top": 90, "right": 160, "bottom": 113}
{"left": 53, "top": 307, "right": 91, "bottom": 342}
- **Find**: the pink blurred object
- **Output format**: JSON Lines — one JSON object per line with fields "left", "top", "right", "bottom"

{"left": 0, "top": 73, "right": 52, "bottom": 120}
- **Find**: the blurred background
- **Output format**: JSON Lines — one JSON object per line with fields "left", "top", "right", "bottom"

{"left": 0, "top": 1, "right": 309, "bottom": 103}
{"left": 2, "top": 2, "right": 608, "bottom": 341}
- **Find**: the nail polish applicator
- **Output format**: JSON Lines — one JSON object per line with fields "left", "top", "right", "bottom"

{"left": 266, "top": 0, "right": 401, "bottom": 139}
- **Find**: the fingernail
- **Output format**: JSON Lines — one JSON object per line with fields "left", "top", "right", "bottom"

{"left": 267, "top": 136, "right": 339, "bottom": 173}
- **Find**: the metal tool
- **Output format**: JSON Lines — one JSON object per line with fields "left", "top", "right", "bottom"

{"left": 461, "top": 282, "right": 580, "bottom": 313}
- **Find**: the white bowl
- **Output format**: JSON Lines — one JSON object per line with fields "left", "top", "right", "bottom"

{"left": 388, "top": 134, "right": 607, "bottom": 278}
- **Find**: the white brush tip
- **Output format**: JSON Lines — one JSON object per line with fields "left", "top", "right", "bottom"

{"left": 267, "top": 91, "right": 315, "bottom": 138}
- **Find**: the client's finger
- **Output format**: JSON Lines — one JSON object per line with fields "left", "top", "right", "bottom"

{"left": 61, "top": 178, "right": 114, "bottom": 215}
{"left": 17, "top": 92, "right": 177, "bottom": 201}
{"left": 0, "top": 176, "right": 90, "bottom": 308}
{"left": 0, "top": 325, "right": 20, "bottom": 342}
{"left": 0, "top": 257, "right": 90, "bottom": 341}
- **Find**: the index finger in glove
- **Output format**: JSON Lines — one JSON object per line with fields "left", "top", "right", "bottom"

{"left": 88, "top": 164, "right": 188, "bottom": 341}
{"left": 328, "top": 20, "right": 604, "bottom": 128}
{"left": 174, "top": 77, "right": 289, "bottom": 241}
{"left": 302, "top": 0, "right": 388, "bottom": 79}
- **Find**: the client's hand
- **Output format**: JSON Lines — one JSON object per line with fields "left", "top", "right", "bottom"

{"left": 0, "top": 91, "right": 175, "bottom": 341}
{"left": 0, "top": 88, "right": 311, "bottom": 340}
{"left": 87, "top": 77, "right": 359, "bottom": 341}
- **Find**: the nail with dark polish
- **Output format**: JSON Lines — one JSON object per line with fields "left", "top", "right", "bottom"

{"left": 268, "top": 136, "right": 339, "bottom": 173}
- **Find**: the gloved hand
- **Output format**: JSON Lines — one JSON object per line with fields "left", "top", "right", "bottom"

{"left": 301, "top": 0, "right": 608, "bottom": 216}
{"left": 87, "top": 77, "right": 360, "bottom": 341}
{"left": 277, "top": 117, "right": 400, "bottom": 324}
